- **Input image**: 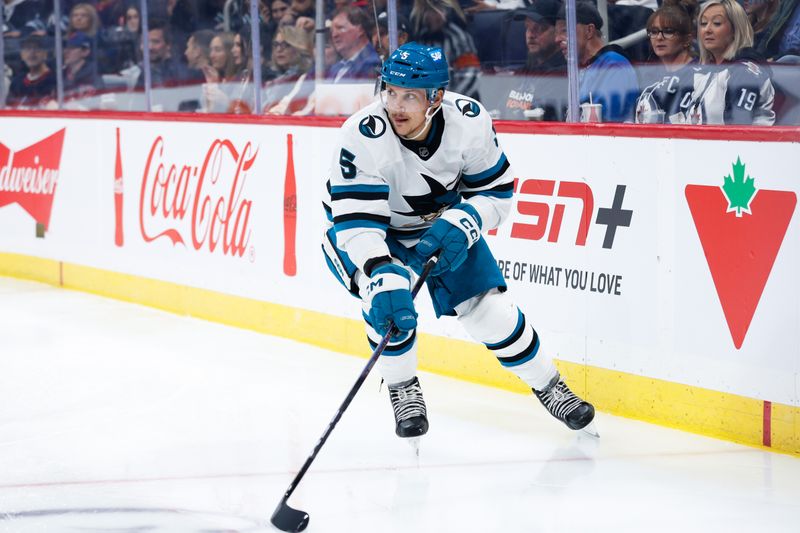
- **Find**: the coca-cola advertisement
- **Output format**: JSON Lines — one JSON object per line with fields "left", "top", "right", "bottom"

{"left": 138, "top": 135, "right": 256, "bottom": 258}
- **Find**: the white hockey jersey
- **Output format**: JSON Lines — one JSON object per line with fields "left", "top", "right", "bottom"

{"left": 323, "top": 91, "right": 515, "bottom": 272}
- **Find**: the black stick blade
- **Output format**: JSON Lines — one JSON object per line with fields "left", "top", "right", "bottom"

{"left": 270, "top": 500, "right": 309, "bottom": 532}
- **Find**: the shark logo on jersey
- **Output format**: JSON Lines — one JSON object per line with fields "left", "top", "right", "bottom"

{"left": 456, "top": 98, "right": 480, "bottom": 118}
{"left": 398, "top": 173, "right": 460, "bottom": 219}
{"left": 359, "top": 115, "right": 387, "bottom": 138}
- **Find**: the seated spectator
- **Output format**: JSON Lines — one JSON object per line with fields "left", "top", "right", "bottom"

{"left": 2, "top": 0, "right": 48, "bottom": 38}
{"left": 7, "top": 34, "right": 56, "bottom": 107}
{"left": 63, "top": 31, "right": 105, "bottom": 99}
{"left": 411, "top": 0, "right": 481, "bottom": 98}
{"left": 326, "top": 6, "right": 381, "bottom": 82}
{"left": 634, "top": 0, "right": 699, "bottom": 123}
{"left": 682, "top": 0, "right": 775, "bottom": 125}
{"left": 555, "top": 1, "right": 639, "bottom": 122}
{"left": 204, "top": 31, "right": 237, "bottom": 82}
{"left": 67, "top": 3, "right": 100, "bottom": 39}
{"left": 498, "top": 0, "right": 566, "bottom": 120}
{"left": 136, "top": 20, "right": 190, "bottom": 88}
{"left": 373, "top": 10, "right": 413, "bottom": 61}
{"left": 263, "top": 24, "right": 314, "bottom": 113}
{"left": 185, "top": 29, "right": 215, "bottom": 78}
{"left": 200, "top": 31, "right": 238, "bottom": 111}
{"left": 749, "top": 0, "right": 799, "bottom": 59}
{"left": 101, "top": 4, "right": 142, "bottom": 73}
{"left": 271, "top": 0, "right": 290, "bottom": 22}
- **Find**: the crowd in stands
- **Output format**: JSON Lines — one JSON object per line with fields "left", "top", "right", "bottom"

{"left": 1, "top": 0, "right": 799, "bottom": 124}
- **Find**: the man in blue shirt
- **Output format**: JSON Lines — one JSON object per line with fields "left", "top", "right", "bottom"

{"left": 326, "top": 6, "right": 381, "bottom": 83}
{"left": 555, "top": 2, "right": 639, "bottom": 122}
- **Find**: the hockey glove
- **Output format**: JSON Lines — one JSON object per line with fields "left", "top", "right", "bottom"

{"left": 416, "top": 203, "right": 482, "bottom": 275}
{"left": 364, "top": 263, "right": 418, "bottom": 339}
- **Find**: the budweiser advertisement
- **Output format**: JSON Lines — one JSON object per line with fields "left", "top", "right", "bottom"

{"left": 0, "top": 129, "right": 66, "bottom": 231}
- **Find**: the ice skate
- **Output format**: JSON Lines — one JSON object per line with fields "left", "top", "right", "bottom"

{"left": 388, "top": 377, "right": 429, "bottom": 439}
{"left": 533, "top": 374, "right": 596, "bottom": 435}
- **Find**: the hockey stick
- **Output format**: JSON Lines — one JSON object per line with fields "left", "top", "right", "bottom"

{"left": 270, "top": 255, "right": 439, "bottom": 533}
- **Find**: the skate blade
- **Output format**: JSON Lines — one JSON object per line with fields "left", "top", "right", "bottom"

{"left": 406, "top": 436, "right": 421, "bottom": 457}
{"left": 579, "top": 421, "right": 600, "bottom": 439}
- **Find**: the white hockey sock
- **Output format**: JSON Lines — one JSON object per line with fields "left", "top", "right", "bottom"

{"left": 457, "top": 290, "right": 558, "bottom": 391}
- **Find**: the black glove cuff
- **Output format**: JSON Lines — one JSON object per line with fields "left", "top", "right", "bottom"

{"left": 363, "top": 255, "right": 393, "bottom": 277}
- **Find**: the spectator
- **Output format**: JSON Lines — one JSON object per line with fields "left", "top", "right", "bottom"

{"left": 67, "top": 3, "right": 100, "bottom": 38}
{"left": 373, "top": 10, "right": 412, "bottom": 61}
{"left": 63, "top": 31, "right": 104, "bottom": 98}
{"left": 136, "top": 21, "right": 189, "bottom": 88}
{"left": 271, "top": 0, "right": 290, "bottom": 22}
{"left": 497, "top": 0, "right": 566, "bottom": 121}
{"left": 200, "top": 31, "right": 237, "bottom": 111}
{"left": 231, "top": 29, "right": 252, "bottom": 80}
{"left": 101, "top": 3, "right": 142, "bottom": 73}
{"left": 2, "top": 0, "right": 48, "bottom": 38}
{"left": 185, "top": 28, "right": 214, "bottom": 75}
{"left": 411, "top": 0, "right": 481, "bottom": 99}
{"left": 124, "top": 4, "right": 142, "bottom": 34}
{"left": 634, "top": 0, "right": 699, "bottom": 123}
{"left": 326, "top": 6, "right": 381, "bottom": 82}
{"left": 204, "top": 31, "right": 237, "bottom": 82}
{"left": 263, "top": 24, "right": 314, "bottom": 113}
{"left": 7, "top": 33, "right": 56, "bottom": 106}
{"left": 683, "top": 0, "right": 775, "bottom": 125}
{"left": 749, "top": 0, "right": 800, "bottom": 59}
{"left": 555, "top": 1, "right": 639, "bottom": 122}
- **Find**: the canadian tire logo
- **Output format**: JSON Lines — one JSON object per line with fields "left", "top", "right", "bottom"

{"left": 0, "top": 129, "right": 66, "bottom": 230}
{"left": 686, "top": 157, "right": 796, "bottom": 349}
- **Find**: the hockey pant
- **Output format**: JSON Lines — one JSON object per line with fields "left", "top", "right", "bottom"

{"left": 365, "top": 287, "right": 557, "bottom": 389}
{"left": 322, "top": 228, "right": 556, "bottom": 388}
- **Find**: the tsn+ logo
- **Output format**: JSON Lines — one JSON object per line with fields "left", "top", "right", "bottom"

{"left": 489, "top": 178, "right": 633, "bottom": 249}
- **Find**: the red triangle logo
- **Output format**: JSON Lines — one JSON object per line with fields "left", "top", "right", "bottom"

{"left": 686, "top": 185, "right": 795, "bottom": 349}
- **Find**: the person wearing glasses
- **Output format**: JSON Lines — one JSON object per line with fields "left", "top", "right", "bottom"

{"left": 263, "top": 25, "right": 315, "bottom": 114}
{"left": 634, "top": 0, "right": 699, "bottom": 123}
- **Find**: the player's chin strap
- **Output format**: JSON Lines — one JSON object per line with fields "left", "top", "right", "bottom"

{"left": 399, "top": 103, "right": 442, "bottom": 141}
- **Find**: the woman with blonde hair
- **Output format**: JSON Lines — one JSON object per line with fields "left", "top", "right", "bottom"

{"left": 68, "top": 3, "right": 101, "bottom": 38}
{"left": 682, "top": 0, "right": 775, "bottom": 124}
{"left": 263, "top": 25, "right": 315, "bottom": 114}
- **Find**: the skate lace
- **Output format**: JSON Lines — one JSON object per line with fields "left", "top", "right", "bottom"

{"left": 538, "top": 382, "right": 583, "bottom": 420}
{"left": 389, "top": 380, "right": 426, "bottom": 422}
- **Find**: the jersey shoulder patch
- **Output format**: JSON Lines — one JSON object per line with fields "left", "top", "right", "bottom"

{"left": 454, "top": 97, "right": 481, "bottom": 118}
{"left": 357, "top": 114, "right": 388, "bottom": 138}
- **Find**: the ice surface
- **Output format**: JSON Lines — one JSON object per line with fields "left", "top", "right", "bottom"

{"left": 1, "top": 277, "right": 799, "bottom": 532}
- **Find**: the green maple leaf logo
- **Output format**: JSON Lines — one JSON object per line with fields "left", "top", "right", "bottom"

{"left": 721, "top": 157, "right": 757, "bottom": 217}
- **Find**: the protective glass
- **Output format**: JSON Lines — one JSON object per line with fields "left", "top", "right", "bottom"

{"left": 380, "top": 87, "right": 430, "bottom": 114}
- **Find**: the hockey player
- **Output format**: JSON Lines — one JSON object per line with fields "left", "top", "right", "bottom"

{"left": 321, "top": 42, "right": 595, "bottom": 439}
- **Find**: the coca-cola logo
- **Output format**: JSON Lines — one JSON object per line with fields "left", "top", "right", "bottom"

{"left": 0, "top": 129, "right": 66, "bottom": 230}
{"left": 139, "top": 136, "right": 256, "bottom": 257}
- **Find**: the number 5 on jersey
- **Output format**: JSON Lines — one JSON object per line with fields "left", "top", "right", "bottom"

{"left": 339, "top": 148, "right": 357, "bottom": 179}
